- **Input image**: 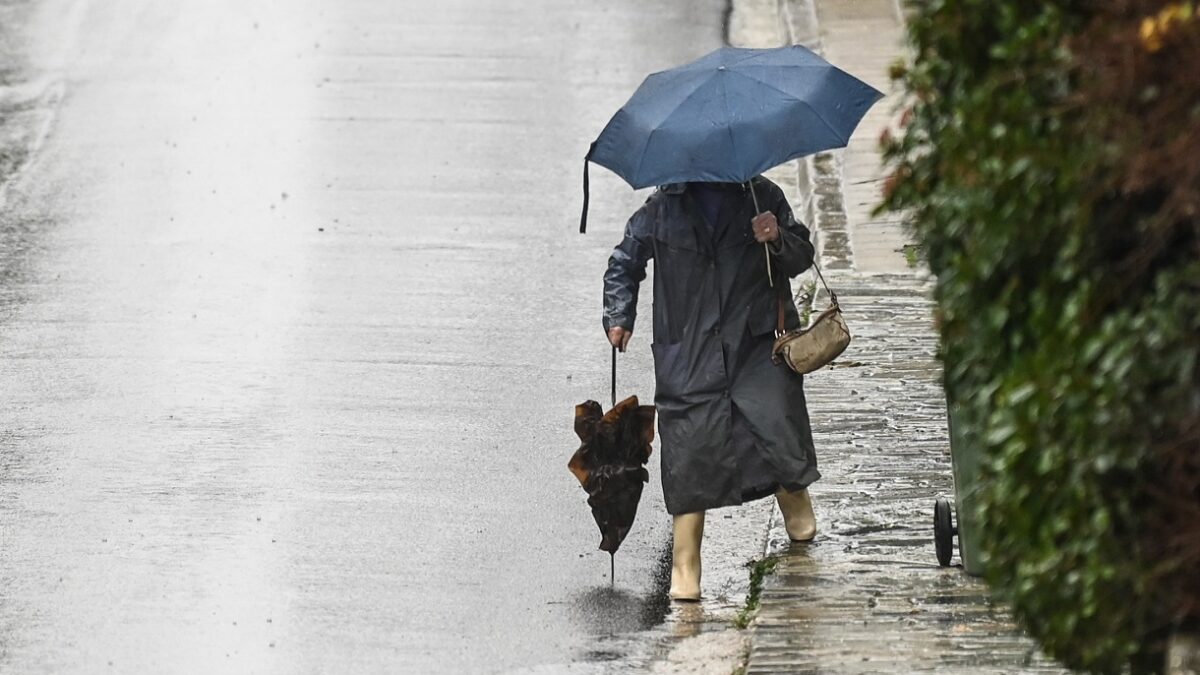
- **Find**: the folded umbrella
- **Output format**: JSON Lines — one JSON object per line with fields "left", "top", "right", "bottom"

{"left": 569, "top": 396, "right": 656, "bottom": 582}
{"left": 579, "top": 44, "right": 883, "bottom": 233}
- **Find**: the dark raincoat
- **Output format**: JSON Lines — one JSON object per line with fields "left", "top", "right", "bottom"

{"left": 603, "top": 177, "right": 820, "bottom": 515}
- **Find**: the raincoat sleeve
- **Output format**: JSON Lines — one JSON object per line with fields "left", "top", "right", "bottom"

{"left": 602, "top": 205, "right": 655, "bottom": 334}
{"left": 764, "top": 184, "right": 815, "bottom": 278}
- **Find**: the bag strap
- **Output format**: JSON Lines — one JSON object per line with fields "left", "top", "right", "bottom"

{"left": 776, "top": 281, "right": 787, "bottom": 336}
{"left": 811, "top": 259, "right": 838, "bottom": 305}
{"left": 775, "top": 258, "right": 838, "bottom": 336}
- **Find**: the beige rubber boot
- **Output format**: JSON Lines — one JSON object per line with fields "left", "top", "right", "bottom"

{"left": 776, "top": 488, "right": 817, "bottom": 542}
{"left": 669, "top": 511, "right": 705, "bottom": 601}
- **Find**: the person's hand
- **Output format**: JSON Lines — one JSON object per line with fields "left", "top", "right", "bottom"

{"left": 752, "top": 212, "right": 780, "bottom": 243}
{"left": 608, "top": 327, "right": 632, "bottom": 352}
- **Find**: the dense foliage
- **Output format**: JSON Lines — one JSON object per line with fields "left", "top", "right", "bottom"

{"left": 881, "top": 1, "right": 1200, "bottom": 672}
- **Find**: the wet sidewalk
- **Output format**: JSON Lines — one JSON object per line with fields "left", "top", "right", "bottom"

{"left": 733, "top": 1, "right": 1070, "bottom": 672}
{"left": 747, "top": 276, "right": 1066, "bottom": 674}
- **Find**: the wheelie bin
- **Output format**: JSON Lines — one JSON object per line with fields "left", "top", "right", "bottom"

{"left": 933, "top": 392, "right": 985, "bottom": 576}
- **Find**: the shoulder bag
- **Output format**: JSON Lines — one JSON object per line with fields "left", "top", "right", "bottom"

{"left": 771, "top": 262, "right": 850, "bottom": 375}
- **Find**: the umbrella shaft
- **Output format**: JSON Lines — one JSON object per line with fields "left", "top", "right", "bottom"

{"left": 611, "top": 346, "right": 616, "bottom": 408}
{"left": 747, "top": 182, "right": 774, "bottom": 288}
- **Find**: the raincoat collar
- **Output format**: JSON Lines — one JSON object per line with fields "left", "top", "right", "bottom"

{"left": 664, "top": 184, "right": 754, "bottom": 257}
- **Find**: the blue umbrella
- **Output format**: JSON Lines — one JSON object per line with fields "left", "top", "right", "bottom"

{"left": 579, "top": 45, "right": 883, "bottom": 234}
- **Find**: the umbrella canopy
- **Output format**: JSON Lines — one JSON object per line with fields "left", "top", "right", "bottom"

{"left": 580, "top": 45, "right": 883, "bottom": 232}
{"left": 568, "top": 396, "right": 656, "bottom": 556}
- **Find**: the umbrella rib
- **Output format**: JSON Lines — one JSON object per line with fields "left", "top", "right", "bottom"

{"left": 725, "top": 69, "right": 850, "bottom": 147}
{"left": 629, "top": 126, "right": 660, "bottom": 188}
{"left": 718, "top": 70, "right": 743, "bottom": 185}
{"left": 732, "top": 47, "right": 842, "bottom": 71}
{"left": 673, "top": 47, "right": 759, "bottom": 73}
{"left": 629, "top": 73, "right": 719, "bottom": 186}
{"left": 722, "top": 48, "right": 769, "bottom": 68}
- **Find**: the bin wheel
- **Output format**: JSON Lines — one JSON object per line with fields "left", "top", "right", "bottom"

{"left": 934, "top": 498, "right": 956, "bottom": 567}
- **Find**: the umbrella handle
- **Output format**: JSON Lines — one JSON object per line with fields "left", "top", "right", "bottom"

{"left": 611, "top": 345, "right": 617, "bottom": 409}
{"left": 747, "top": 182, "right": 774, "bottom": 288}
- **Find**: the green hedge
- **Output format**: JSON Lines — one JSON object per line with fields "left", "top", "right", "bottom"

{"left": 882, "top": 1, "right": 1200, "bottom": 672}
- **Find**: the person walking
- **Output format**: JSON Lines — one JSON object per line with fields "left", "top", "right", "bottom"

{"left": 603, "top": 177, "right": 819, "bottom": 601}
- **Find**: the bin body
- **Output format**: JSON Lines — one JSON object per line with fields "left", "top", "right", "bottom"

{"left": 946, "top": 397, "right": 985, "bottom": 576}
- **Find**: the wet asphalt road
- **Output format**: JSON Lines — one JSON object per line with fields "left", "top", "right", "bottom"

{"left": 0, "top": 0, "right": 725, "bottom": 672}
